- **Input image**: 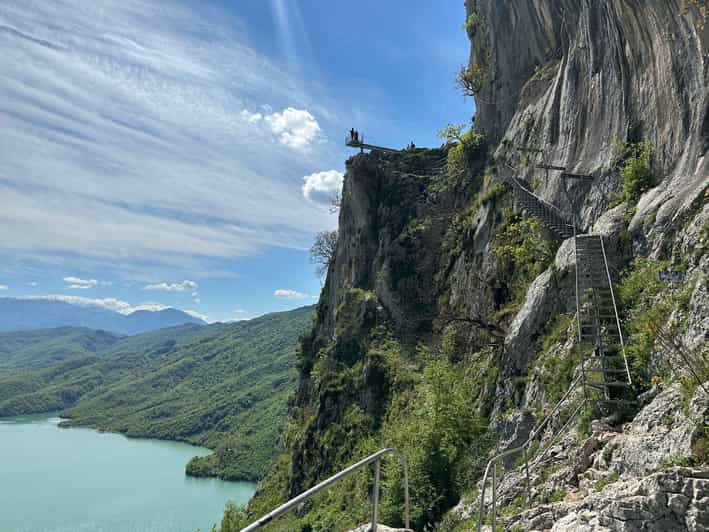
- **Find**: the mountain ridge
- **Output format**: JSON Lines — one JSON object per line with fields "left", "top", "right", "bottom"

{"left": 0, "top": 297, "right": 206, "bottom": 335}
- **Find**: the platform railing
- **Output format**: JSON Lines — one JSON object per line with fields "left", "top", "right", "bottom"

{"left": 346, "top": 132, "right": 365, "bottom": 146}
{"left": 240, "top": 448, "right": 410, "bottom": 532}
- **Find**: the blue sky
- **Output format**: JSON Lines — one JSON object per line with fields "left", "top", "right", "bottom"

{"left": 0, "top": 0, "right": 474, "bottom": 323}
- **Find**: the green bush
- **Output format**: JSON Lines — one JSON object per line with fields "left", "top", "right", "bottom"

{"left": 457, "top": 64, "right": 485, "bottom": 97}
{"left": 215, "top": 502, "right": 249, "bottom": 532}
{"left": 379, "top": 350, "right": 494, "bottom": 530}
{"left": 594, "top": 472, "right": 619, "bottom": 492}
{"left": 617, "top": 258, "right": 705, "bottom": 389}
{"left": 494, "top": 209, "right": 557, "bottom": 308}
{"left": 612, "top": 141, "right": 654, "bottom": 206}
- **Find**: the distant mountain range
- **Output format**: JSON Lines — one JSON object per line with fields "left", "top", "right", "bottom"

{"left": 0, "top": 297, "right": 206, "bottom": 335}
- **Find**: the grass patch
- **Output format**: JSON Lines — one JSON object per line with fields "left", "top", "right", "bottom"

{"left": 594, "top": 472, "right": 620, "bottom": 492}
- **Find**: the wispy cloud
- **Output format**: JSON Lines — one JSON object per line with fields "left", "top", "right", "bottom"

{"left": 63, "top": 276, "right": 98, "bottom": 289}
{"left": 184, "top": 309, "right": 209, "bottom": 322}
{"left": 144, "top": 280, "right": 198, "bottom": 292}
{"left": 0, "top": 0, "right": 340, "bottom": 277}
{"left": 0, "top": 284, "right": 8, "bottom": 290}
{"left": 22, "top": 294, "right": 169, "bottom": 315}
{"left": 273, "top": 288, "right": 308, "bottom": 299}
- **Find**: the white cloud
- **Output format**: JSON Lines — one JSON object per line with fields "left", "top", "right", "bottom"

{"left": 241, "top": 109, "right": 263, "bottom": 123}
{"left": 63, "top": 276, "right": 98, "bottom": 289}
{"left": 0, "top": 285, "right": 8, "bottom": 290}
{"left": 128, "top": 302, "right": 172, "bottom": 313}
{"left": 184, "top": 309, "right": 209, "bottom": 322}
{"left": 26, "top": 282, "right": 39, "bottom": 287}
{"left": 302, "top": 170, "right": 343, "bottom": 205}
{"left": 274, "top": 288, "right": 308, "bottom": 299}
{"left": 144, "top": 280, "right": 198, "bottom": 292}
{"left": 266, "top": 108, "right": 321, "bottom": 149}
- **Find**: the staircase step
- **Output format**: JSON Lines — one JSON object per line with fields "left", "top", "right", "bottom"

{"left": 597, "top": 398, "right": 638, "bottom": 406}
{"left": 584, "top": 380, "right": 631, "bottom": 388}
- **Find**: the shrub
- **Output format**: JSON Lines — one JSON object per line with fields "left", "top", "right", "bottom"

{"left": 457, "top": 64, "right": 485, "bottom": 96}
{"left": 594, "top": 472, "right": 620, "bottom": 492}
{"left": 433, "top": 124, "right": 486, "bottom": 190}
{"left": 494, "top": 210, "right": 557, "bottom": 307}
{"left": 215, "top": 502, "right": 249, "bottom": 532}
{"left": 612, "top": 141, "right": 654, "bottom": 206}
{"left": 618, "top": 258, "right": 707, "bottom": 390}
{"left": 463, "top": 12, "right": 480, "bottom": 36}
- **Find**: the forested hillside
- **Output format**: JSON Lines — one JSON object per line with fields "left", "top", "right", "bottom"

{"left": 0, "top": 306, "right": 314, "bottom": 481}
{"left": 0, "top": 327, "right": 120, "bottom": 371}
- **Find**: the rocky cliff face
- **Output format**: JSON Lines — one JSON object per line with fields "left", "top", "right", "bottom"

{"left": 246, "top": 2, "right": 708, "bottom": 531}
{"left": 469, "top": 0, "right": 709, "bottom": 234}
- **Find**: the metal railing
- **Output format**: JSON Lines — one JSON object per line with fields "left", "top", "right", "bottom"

{"left": 598, "top": 236, "right": 632, "bottom": 386}
{"left": 240, "top": 448, "right": 410, "bottom": 532}
{"left": 476, "top": 374, "right": 588, "bottom": 531}
{"left": 346, "top": 132, "right": 365, "bottom": 146}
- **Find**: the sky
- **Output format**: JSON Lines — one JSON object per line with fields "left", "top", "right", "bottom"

{"left": 0, "top": 0, "right": 474, "bottom": 323}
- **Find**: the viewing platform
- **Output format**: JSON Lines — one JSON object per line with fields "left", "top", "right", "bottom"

{"left": 345, "top": 131, "right": 401, "bottom": 153}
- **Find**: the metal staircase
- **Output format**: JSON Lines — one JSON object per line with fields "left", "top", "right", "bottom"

{"left": 504, "top": 176, "right": 632, "bottom": 405}
{"left": 475, "top": 176, "right": 635, "bottom": 530}
{"left": 575, "top": 235, "right": 633, "bottom": 408}
{"left": 505, "top": 176, "right": 575, "bottom": 239}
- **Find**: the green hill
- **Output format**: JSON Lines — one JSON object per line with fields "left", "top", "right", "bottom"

{"left": 0, "top": 306, "right": 314, "bottom": 481}
{"left": 0, "top": 327, "right": 120, "bottom": 371}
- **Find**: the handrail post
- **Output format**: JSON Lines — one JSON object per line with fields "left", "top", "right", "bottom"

{"left": 240, "top": 448, "right": 409, "bottom": 532}
{"left": 491, "top": 463, "right": 497, "bottom": 532}
{"left": 524, "top": 447, "right": 531, "bottom": 504}
{"left": 477, "top": 462, "right": 491, "bottom": 532}
{"left": 401, "top": 455, "right": 410, "bottom": 530}
{"left": 371, "top": 459, "right": 380, "bottom": 532}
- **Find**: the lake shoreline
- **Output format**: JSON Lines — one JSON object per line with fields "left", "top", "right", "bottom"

{"left": 56, "top": 413, "right": 261, "bottom": 483}
{"left": 2, "top": 410, "right": 258, "bottom": 484}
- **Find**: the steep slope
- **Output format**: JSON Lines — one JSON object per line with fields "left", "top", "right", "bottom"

{"left": 0, "top": 297, "right": 206, "bottom": 334}
{"left": 239, "top": 2, "right": 709, "bottom": 531}
{"left": 0, "top": 306, "right": 314, "bottom": 481}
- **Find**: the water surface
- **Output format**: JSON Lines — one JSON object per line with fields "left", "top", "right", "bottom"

{"left": 0, "top": 414, "right": 256, "bottom": 532}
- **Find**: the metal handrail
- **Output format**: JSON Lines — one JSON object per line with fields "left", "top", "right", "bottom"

{"left": 476, "top": 374, "right": 586, "bottom": 532}
{"left": 599, "top": 236, "right": 632, "bottom": 386}
{"left": 240, "top": 448, "right": 410, "bottom": 532}
{"left": 508, "top": 176, "right": 570, "bottom": 222}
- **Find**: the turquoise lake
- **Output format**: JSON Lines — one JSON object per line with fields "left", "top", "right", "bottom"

{"left": 0, "top": 414, "right": 256, "bottom": 532}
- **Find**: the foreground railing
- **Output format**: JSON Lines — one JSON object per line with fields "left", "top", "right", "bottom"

{"left": 241, "top": 448, "right": 410, "bottom": 532}
{"left": 477, "top": 374, "right": 588, "bottom": 532}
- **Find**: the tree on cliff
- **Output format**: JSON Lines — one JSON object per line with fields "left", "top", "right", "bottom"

{"left": 310, "top": 230, "right": 338, "bottom": 276}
